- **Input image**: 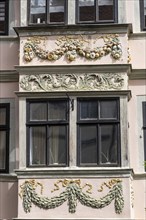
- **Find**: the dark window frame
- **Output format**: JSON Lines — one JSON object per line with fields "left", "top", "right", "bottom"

{"left": 27, "top": 0, "right": 68, "bottom": 25}
{"left": 140, "top": 0, "right": 146, "bottom": 31}
{"left": 0, "top": 103, "right": 10, "bottom": 173}
{"left": 142, "top": 102, "right": 146, "bottom": 171}
{"left": 76, "top": 0, "right": 118, "bottom": 24}
{"left": 0, "top": 0, "right": 9, "bottom": 35}
{"left": 77, "top": 98, "right": 121, "bottom": 167}
{"left": 26, "top": 99, "right": 69, "bottom": 167}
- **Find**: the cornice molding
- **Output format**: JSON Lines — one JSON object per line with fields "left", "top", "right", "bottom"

{"left": 15, "top": 168, "right": 133, "bottom": 179}
{"left": 0, "top": 174, "right": 17, "bottom": 182}
{"left": 0, "top": 70, "right": 19, "bottom": 82}
{"left": 0, "top": 36, "right": 18, "bottom": 41}
{"left": 129, "top": 69, "right": 146, "bottom": 80}
{"left": 15, "top": 64, "right": 132, "bottom": 75}
{"left": 129, "top": 32, "right": 146, "bottom": 39}
{"left": 14, "top": 24, "right": 132, "bottom": 37}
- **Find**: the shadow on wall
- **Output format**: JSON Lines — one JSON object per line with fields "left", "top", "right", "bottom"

{"left": 0, "top": 181, "right": 18, "bottom": 219}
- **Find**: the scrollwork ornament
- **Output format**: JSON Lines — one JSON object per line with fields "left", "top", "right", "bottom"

{"left": 19, "top": 73, "right": 124, "bottom": 92}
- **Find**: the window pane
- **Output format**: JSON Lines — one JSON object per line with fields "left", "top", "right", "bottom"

{"left": 0, "top": 107, "right": 6, "bottom": 125}
{"left": 144, "top": 0, "right": 146, "bottom": 27}
{"left": 100, "top": 124, "right": 118, "bottom": 164}
{"left": 49, "top": 0, "right": 65, "bottom": 23}
{"left": 142, "top": 102, "right": 146, "bottom": 127}
{"left": 80, "top": 100, "right": 98, "bottom": 119}
{"left": 99, "top": 100, "right": 118, "bottom": 119}
{"left": 48, "top": 101, "right": 67, "bottom": 120}
{"left": 144, "top": 129, "right": 146, "bottom": 170}
{"left": 30, "top": 0, "right": 46, "bottom": 23}
{"left": 48, "top": 125, "right": 67, "bottom": 165}
{"left": 98, "top": 0, "right": 114, "bottom": 21}
{"left": 0, "top": 131, "right": 6, "bottom": 169}
{"left": 30, "top": 103, "right": 47, "bottom": 121}
{"left": 78, "top": 0, "right": 95, "bottom": 22}
{"left": 29, "top": 126, "right": 46, "bottom": 165}
{"left": 0, "top": 1, "right": 6, "bottom": 32}
{"left": 79, "top": 125, "right": 97, "bottom": 164}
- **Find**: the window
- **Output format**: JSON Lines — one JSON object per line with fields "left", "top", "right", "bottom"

{"left": 28, "top": 0, "right": 67, "bottom": 24}
{"left": 27, "top": 97, "right": 120, "bottom": 168}
{"left": 77, "top": 98, "right": 120, "bottom": 166}
{"left": 0, "top": 103, "right": 10, "bottom": 173}
{"left": 27, "top": 99, "right": 69, "bottom": 167}
{"left": 0, "top": 0, "right": 9, "bottom": 35}
{"left": 142, "top": 102, "right": 146, "bottom": 171}
{"left": 140, "top": 0, "right": 146, "bottom": 30}
{"left": 77, "top": 0, "right": 118, "bottom": 23}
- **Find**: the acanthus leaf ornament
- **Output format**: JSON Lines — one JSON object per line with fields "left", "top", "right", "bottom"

{"left": 19, "top": 73, "right": 124, "bottom": 92}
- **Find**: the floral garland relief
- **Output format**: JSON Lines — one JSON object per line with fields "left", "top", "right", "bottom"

{"left": 23, "top": 34, "right": 122, "bottom": 62}
{"left": 19, "top": 179, "right": 124, "bottom": 214}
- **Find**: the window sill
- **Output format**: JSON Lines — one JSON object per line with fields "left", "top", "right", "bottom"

{"left": 15, "top": 167, "right": 133, "bottom": 178}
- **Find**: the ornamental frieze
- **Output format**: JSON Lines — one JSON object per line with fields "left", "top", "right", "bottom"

{"left": 19, "top": 73, "right": 125, "bottom": 92}
{"left": 19, "top": 179, "right": 124, "bottom": 214}
{"left": 23, "top": 34, "right": 122, "bottom": 62}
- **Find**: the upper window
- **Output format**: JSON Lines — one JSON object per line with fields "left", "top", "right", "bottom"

{"left": 0, "top": 103, "right": 10, "bottom": 173}
{"left": 140, "top": 0, "right": 146, "bottom": 30}
{"left": 0, "top": 0, "right": 9, "bottom": 35}
{"left": 28, "top": 0, "right": 67, "bottom": 24}
{"left": 77, "top": 0, "right": 118, "bottom": 23}
{"left": 27, "top": 98, "right": 120, "bottom": 168}
{"left": 142, "top": 102, "right": 146, "bottom": 171}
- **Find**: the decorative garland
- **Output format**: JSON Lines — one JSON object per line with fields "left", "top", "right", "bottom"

{"left": 19, "top": 179, "right": 124, "bottom": 214}
{"left": 23, "top": 35, "right": 122, "bottom": 62}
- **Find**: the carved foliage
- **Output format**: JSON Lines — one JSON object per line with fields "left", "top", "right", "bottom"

{"left": 19, "top": 179, "right": 124, "bottom": 214}
{"left": 20, "top": 73, "right": 124, "bottom": 91}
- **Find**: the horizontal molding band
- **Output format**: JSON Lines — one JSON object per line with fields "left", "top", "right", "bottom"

{"left": 15, "top": 64, "right": 132, "bottom": 74}
{"left": 15, "top": 168, "right": 133, "bottom": 179}
{"left": 129, "top": 69, "right": 146, "bottom": 80}
{"left": 0, "top": 173, "right": 17, "bottom": 182}
{"left": 0, "top": 70, "right": 19, "bottom": 82}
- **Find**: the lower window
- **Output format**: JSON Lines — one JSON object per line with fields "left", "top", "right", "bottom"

{"left": 0, "top": 103, "right": 10, "bottom": 173}
{"left": 27, "top": 97, "right": 120, "bottom": 167}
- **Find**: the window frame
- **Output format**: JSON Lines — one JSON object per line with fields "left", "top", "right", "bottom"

{"left": 0, "top": 0, "right": 9, "bottom": 35}
{"left": 0, "top": 103, "right": 10, "bottom": 173}
{"left": 77, "top": 97, "right": 121, "bottom": 167}
{"left": 26, "top": 98, "right": 69, "bottom": 167}
{"left": 27, "top": 0, "right": 68, "bottom": 25}
{"left": 140, "top": 0, "right": 146, "bottom": 31}
{"left": 76, "top": 0, "right": 118, "bottom": 24}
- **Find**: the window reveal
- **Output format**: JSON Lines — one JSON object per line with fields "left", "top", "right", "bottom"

{"left": 0, "top": 0, "right": 9, "bottom": 35}
{"left": 142, "top": 102, "right": 146, "bottom": 171}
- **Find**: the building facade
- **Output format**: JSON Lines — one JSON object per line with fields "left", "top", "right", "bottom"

{"left": 0, "top": 0, "right": 146, "bottom": 219}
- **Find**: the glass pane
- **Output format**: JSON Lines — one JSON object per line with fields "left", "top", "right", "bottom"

{"left": 142, "top": 102, "right": 146, "bottom": 127}
{"left": 49, "top": 0, "right": 65, "bottom": 23}
{"left": 79, "top": 0, "right": 95, "bottom": 22}
{"left": 100, "top": 124, "right": 118, "bottom": 164}
{"left": 0, "top": 1, "right": 6, "bottom": 32}
{"left": 0, "top": 131, "right": 6, "bottom": 169}
{"left": 30, "top": 103, "right": 47, "bottom": 121}
{"left": 29, "top": 127, "right": 46, "bottom": 165}
{"left": 98, "top": 0, "right": 114, "bottom": 21}
{"left": 30, "top": 0, "right": 46, "bottom": 24}
{"left": 0, "top": 107, "right": 6, "bottom": 125}
{"left": 48, "top": 125, "right": 67, "bottom": 165}
{"left": 144, "top": 129, "right": 146, "bottom": 171}
{"left": 100, "top": 100, "right": 118, "bottom": 119}
{"left": 80, "top": 100, "right": 98, "bottom": 119}
{"left": 48, "top": 101, "right": 67, "bottom": 120}
{"left": 80, "top": 126, "right": 97, "bottom": 164}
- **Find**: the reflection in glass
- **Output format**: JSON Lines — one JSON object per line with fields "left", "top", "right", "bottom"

{"left": 100, "top": 100, "right": 117, "bottom": 119}
{"left": 80, "top": 100, "right": 98, "bottom": 119}
{"left": 49, "top": 125, "right": 67, "bottom": 165}
{"left": 0, "top": 131, "right": 6, "bottom": 169}
{"left": 80, "top": 126, "right": 97, "bottom": 164}
{"left": 0, "top": 107, "right": 6, "bottom": 125}
{"left": 30, "top": 103, "right": 47, "bottom": 121}
{"left": 98, "top": 0, "right": 114, "bottom": 21}
{"left": 48, "top": 101, "right": 67, "bottom": 120}
{"left": 49, "top": 0, "right": 65, "bottom": 23}
{"left": 30, "top": 0, "right": 46, "bottom": 23}
{"left": 79, "top": 0, "right": 95, "bottom": 21}
{"left": 100, "top": 124, "right": 117, "bottom": 164}
{"left": 29, "top": 127, "right": 46, "bottom": 165}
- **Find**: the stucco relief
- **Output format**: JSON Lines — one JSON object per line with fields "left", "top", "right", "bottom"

{"left": 19, "top": 179, "right": 124, "bottom": 214}
{"left": 23, "top": 35, "right": 122, "bottom": 62}
{"left": 19, "top": 73, "right": 125, "bottom": 91}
